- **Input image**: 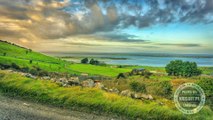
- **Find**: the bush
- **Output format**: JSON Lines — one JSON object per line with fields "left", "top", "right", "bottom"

{"left": 154, "top": 81, "right": 172, "bottom": 98}
{"left": 197, "top": 78, "right": 213, "bottom": 110}
{"left": 29, "top": 60, "right": 33, "bottom": 64}
{"left": 129, "top": 81, "right": 146, "bottom": 93}
{"left": 0, "top": 63, "right": 11, "bottom": 69}
{"left": 165, "top": 60, "right": 202, "bottom": 77}
{"left": 81, "top": 58, "right": 88, "bottom": 64}
{"left": 38, "top": 70, "right": 49, "bottom": 76}
{"left": 11, "top": 63, "right": 20, "bottom": 70}
{"left": 20, "top": 67, "right": 30, "bottom": 72}
{"left": 3, "top": 52, "right": 6, "bottom": 56}
{"left": 29, "top": 69, "right": 38, "bottom": 75}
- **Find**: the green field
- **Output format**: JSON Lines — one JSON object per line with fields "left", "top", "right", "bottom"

{"left": 0, "top": 41, "right": 134, "bottom": 77}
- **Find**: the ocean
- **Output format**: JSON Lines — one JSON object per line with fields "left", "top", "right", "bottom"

{"left": 47, "top": 52, "right": 213, "bottom": 67}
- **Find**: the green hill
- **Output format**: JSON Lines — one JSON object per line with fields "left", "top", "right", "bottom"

{"left": 0, "top": 40, "right": 131, "bottom": 77}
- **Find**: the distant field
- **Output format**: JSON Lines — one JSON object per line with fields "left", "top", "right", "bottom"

{"left": 1, "top": 41, "right": 213, "bottom": 78}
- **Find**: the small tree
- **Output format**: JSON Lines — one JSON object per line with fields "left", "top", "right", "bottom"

{"left": 89, "top": 59, "right": 100, "bottom": 65}
{"left": 29, "top": 60, "right": 33, "bottom": 64}
{"left": 81, "top": 58, "right": 88, "bottom": 64}
{"left": 3, "top": 52, "right": 6, "bottom": 56}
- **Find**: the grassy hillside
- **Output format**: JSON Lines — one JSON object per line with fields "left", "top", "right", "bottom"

{"left": 0, "top": 40, "right": 133, "bottom": 77}
{"left": 1, "top": 70, "right": 212, "bottom": 120}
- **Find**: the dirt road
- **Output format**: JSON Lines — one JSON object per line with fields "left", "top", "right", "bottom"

{"left": 0, "top": 94, "right": 120, "bottom": 120}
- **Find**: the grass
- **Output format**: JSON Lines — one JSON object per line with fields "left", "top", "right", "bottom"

{"left": 1, "top": 70, "right": 213, "bottom": 120}
{"left": 0, "top": 41, "right": 134, "bottom": 77}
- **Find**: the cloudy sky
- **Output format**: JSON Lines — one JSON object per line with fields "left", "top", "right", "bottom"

{"left": 0, "top": 0, "right": 213, "bottom": 54}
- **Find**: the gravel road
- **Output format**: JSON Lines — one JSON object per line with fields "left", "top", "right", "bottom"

{"left": 0, "top": 94, "right": 121, "bottom": 120}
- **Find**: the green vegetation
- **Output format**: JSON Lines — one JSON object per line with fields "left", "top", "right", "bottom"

{"left": 197, "top": 78, "right": 213, "bottom": 110}
{"left": 166, "top": 60, "right": 202, "bottom": 77}
{"left": 129, "top": 81, "right": 146, "bottom": 93}
{"left": 81, "top": 58, "right": 89, "bottom": 64}
{"left": 0, "top": 41, "right": 213, "bottom": 119}
{"left": 1, "top": 70, "right": 213, "bottom": 120}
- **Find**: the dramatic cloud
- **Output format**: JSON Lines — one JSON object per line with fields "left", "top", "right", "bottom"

{"left": 0, "top": 0, "right": 212, "bottom": 53}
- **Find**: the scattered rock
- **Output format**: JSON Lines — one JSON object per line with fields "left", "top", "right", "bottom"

{"left": 120, "top": 90, "right": 132, "bottom": 97}
{"left": 148, "top": 94, "right": 153, "bottom": 100}
{"left": 81, "top": 79, "right": 95, "bottom": 88}
{"left": 68, "top": 77, "right": 80, "bottom": 86}
{"left": 42, "top": 76, "right": 50, "bottom": 80}
{"left": 25, "top": 73, "right": 37, "bottom": 79}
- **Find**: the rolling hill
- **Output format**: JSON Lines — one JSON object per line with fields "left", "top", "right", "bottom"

{"left": 0, "top": 40, "right": 131, "bottom": 77}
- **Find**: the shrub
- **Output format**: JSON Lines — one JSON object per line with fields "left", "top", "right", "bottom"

{"left": 0, "top": 63, "right": 11, "bottom": 69}
{"left": 38, "top": 70, "right": 49, "bottom": 76}
{"left": 81, "top": 58, "right": 88, "bottom": 64}
{"left": 11, "top": 63, "right": 20, "bottom": 70}
{"left": 197, "top": 78, "right": 213, "bottom": 110}
{"left": 29, "top": 69, "right": 38, "bottom": 75}
{"left": 154, "top": 81, "right": 172, "bottom": 98}
{"left": 29, "top": 60, "right": 33, "bottom": 64}
{"left": 3, "top": 52, "right": 6, "bottom": 56}
{"left": 129, "top": 81, "right": 146, "bottom": 93}
{"left": 21, "top": 67, "right": 30, "bottom": 73}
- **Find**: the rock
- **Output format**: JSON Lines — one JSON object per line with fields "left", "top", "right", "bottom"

{"left": 120, "top": 90, "right": 132, "bottom": 97}
{"left": 141, "top": 94, "right": 149, "bottom": 99}
{"left": 81, "top": 79, "right": 95, "bottom": 88}
{"left": 68, "top": 77, "right": 80, "bottom": 86}
{"left": 159, "top": 102, "right": 164, "bottom": 106}
{"left": 110, "top": 88, "right": 120, "bottom": 94}
{"left": 102, "top": 87, "right": 109, "bottom": 91}
{"left": 59, "top": 78, "right": 67, "bottom": 82}
{"left": 148, "top": 94, "right": 153, "bottom": 100}
{"left": 42, "top": 76, "right": 50, "bottom": 80}
{"left": 131, "top": 93, "right": 143, "bottom": 99}
{"left": 95, "top": 82, "right": 104, "bottom": 89}
{"left": 25, "top": 73, "right": 37, "bottom": 79}
{"left": 81, "top": 73, "right": 88, "bottom": 76}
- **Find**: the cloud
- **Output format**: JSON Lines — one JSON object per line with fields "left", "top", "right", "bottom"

{"left": 157, "top": 43, "right": 201, "bottom": 47}
{"left": 0, "top": 0, "right": 212, "bottom": 51}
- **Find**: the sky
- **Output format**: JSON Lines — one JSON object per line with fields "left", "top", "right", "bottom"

{"left": 0, "top": 0, "right": 213, "bottom": 54}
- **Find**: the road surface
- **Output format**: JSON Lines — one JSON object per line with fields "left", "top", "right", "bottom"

{"left": 0, "top": 94, "right": 121, "bottom": 120}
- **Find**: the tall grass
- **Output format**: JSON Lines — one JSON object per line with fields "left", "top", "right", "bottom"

{"left": 0, "top": 70, "right": 196, "bottom": 120}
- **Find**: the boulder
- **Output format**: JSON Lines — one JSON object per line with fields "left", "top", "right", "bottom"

{"left": 131, "top": 93, "right": 143, "bottom": 99}
{"left": 25, "top": 73, "right": 37, "bottom": 79}
{"left": 141, "top": 94, "right": 149, "bottom": 99}
{"left": 81, "top": 79, "right": 95, "bottom": 87}
{"left": 108, "top": 88, "right": 120, "bottom": 94}
{"left": 42, "top": 76, "right": 50, "bottom": 80}
{"left": 68, "top": 77, "right": 80, "bottom": 86}
{"left": 95, "top": 82, "right": 104, "bottom": 89}
{"left": 120, "top": 90, "right": 132, "bottom": 97}
{"left": 148, "top": 94, "right": 154, "bottom": 100}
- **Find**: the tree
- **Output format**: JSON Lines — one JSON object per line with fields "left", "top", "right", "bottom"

{"left": 3, "top": 52, "right": 6, "bottom": 56}
{"left": 165, "top": 60, "right": 202, "bottom": 77}
{"left": 89, "top": 59, "right": 100, "bottom": 65}
{"left": 81, "top": 58, "right": 88, "bottom": 64}
{"left": 29, "top": 60, "right": 33, "bottom": 64}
